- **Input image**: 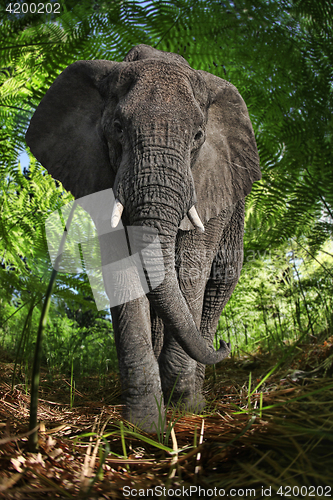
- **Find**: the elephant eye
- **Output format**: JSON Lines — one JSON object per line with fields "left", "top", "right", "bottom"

{"left": 114, "top": 120, "right": 123, "bottom": 137}
{"left": 194, "top": 130, "right": 204, "bottom": 142}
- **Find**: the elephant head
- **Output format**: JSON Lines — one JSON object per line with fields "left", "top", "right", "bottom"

{"left": 26, "top": 44, "right": 260, "bottom": 366}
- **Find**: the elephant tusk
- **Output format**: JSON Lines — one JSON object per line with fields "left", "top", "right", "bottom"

{"left": 188, "top": 205, "right": 205, "bottom": 232}
{"left": 111, "top": 199, "right": 124, "bottom": 228}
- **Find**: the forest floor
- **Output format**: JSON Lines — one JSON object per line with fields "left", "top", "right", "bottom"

{"left": 0, "top": 334, "right": 333, "bottom": 499}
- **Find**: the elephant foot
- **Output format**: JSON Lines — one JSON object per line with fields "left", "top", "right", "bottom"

{"left": 124, "top": 410, "right": 165, "bottom": 433}
{"left": 122, "top": 395, "right": 166, "bottom": 434}
{"left": 168, "top": 392, "right": 206, "bottom": 414}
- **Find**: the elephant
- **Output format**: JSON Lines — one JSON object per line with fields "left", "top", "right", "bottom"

{"left": 26, "top": 44, "right": 261, "bottom": 431}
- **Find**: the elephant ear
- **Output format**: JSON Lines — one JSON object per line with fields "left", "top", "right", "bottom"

{"left": 181, "top": 71, "right": 261, "bottom": 229}
{"left": 26, "top": 60, "right": 119, "bottom": 199}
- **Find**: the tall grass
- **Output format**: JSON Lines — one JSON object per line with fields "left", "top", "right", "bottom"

{"left": 216, "top": 240, "right": 333, "bottom": 354}
{"left": 1, "top": 299, "right": 117, "bottom": 384}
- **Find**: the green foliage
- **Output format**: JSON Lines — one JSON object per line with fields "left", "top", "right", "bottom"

{"left": 44, "top": 305, "right": 116, "bottom": 379}
{"left": 2, "top": 0, "right": 332, "bottom": 246}
{"left": 4, "top": 297, "right": 116, "bottom": 386}
{"left": 217, "top": 239, "right": 333, "bottom": 354}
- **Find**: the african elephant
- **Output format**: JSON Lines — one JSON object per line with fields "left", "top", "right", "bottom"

{"left": 26, "top": 44, "right": 261, "bottom": 431}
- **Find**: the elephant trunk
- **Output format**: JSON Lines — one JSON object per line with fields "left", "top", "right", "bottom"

{"left": 145, "top": 226, "right": 229, "bottom": 365}
{"left": 114, "top": 152, "right": 230, "bottom": 365}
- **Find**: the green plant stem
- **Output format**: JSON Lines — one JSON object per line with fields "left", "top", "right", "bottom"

{"left": 28, "top": 268, "right": 58, "bottom": 451}
{"left": 28, "top": 201, "right": 77, "bottom": 452}
{"left": 12, "top": 294, "right": 36, "bottom": 389}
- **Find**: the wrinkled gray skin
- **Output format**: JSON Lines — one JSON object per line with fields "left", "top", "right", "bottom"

{"left": 26, "top": 45, "right": 261, "bottom": 431}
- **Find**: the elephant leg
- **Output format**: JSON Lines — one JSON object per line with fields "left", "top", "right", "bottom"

{"left": 196, "top": 200, "right": 245, "bottom": 392}
{"left": 111, "top": 296, "right": 163, "bottom": 432}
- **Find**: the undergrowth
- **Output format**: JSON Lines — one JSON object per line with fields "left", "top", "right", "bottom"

{"left": 1, "top": 331, "right": 333, "bottom": 499}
